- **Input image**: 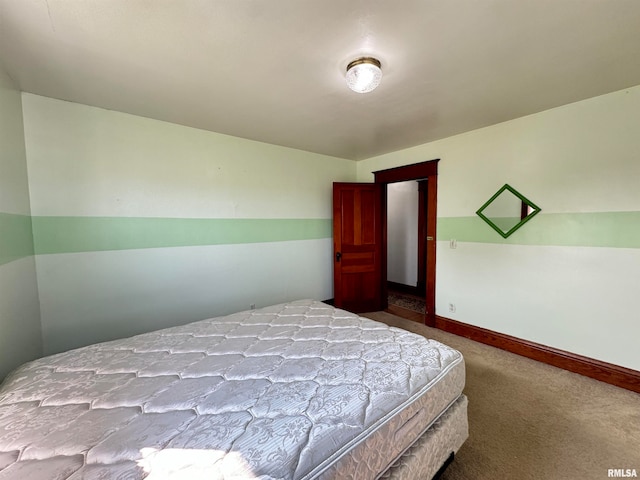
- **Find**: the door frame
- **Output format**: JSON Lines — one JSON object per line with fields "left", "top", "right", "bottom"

{"left": 417, "top": 179, "right": 429, "bottom": 294}
{"left": 373, "top": 159, "right": 439, "bottom": 326}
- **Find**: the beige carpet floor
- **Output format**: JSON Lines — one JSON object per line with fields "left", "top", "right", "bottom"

{"left": 362, "top": 311, "right": 640, "bottom": 480}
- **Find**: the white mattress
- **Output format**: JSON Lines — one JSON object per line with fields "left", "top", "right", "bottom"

{"left": 0, "top": 300, "right": 465, "bottom": 480}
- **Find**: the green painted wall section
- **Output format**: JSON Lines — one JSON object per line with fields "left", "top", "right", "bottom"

{"left": 438, "top": 211, "right": 640, "bottom": 248}
{"left": 0, "top": 212, "right": 35, "bottom": 265}
{"left": 27, "top": 210, "right": 640, "bottom": 256}
{"left": 32, "top": 216, "right": 332, "bottom": 254}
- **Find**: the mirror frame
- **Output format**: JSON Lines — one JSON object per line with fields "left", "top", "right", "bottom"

{"left": 476, "top": 184, "right": 541, "bottom": 238}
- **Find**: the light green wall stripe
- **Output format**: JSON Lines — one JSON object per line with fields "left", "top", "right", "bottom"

{"left": 27, "top": 211, "right": 640, "bottom": 255}
{"left": 32, "top": 217, "right": 332, "bottom": 255}
{"left": 0, "top": 213, "right": 35, "bottom": 265}
{"left": 437, "top": 211, "right": 640, "bottom": 248}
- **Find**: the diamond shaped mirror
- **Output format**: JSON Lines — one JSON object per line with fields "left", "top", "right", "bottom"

{"left": 476, "top": 184, "right": 541, "bottom": 238}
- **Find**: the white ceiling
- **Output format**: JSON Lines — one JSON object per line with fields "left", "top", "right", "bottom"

{"left": 1, "top": 1, "right": 640, "bottom": 161}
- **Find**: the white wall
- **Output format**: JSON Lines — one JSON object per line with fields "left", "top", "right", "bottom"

{"left": 357, "top": 85, "right": 640, "bottom": 371}
{"left": 8, "top": 81, "right": 640, "bottom": 374}
{"left": 387, "top": 181, "right": 419, "bottom": 286}
{"left": 0, "top": 64, "right": 42, "bottom": 379}
{"left": 22, "top": 94, "right": 357, "bottom": 355}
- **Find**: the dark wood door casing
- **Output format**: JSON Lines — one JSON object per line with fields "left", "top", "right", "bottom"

{"left": 417, "top": 180, "right": 428, "bottom": 293}
{"left": 374, "top": 159, "right": 439, "bottom": 327}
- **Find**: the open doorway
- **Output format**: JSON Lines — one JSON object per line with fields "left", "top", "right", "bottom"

{"left": 374, "top": 159, "right": 439, "bottom": 326}
{"left": 387, "top": 180, "right": 424, "bottom": 297}
{"left": 386, "top": 179, "right": 430, "bottom": 322}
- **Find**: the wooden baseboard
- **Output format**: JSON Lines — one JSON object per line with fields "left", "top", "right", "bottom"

{"left": 435, "top": 315, "right": 640, "bottom": 395}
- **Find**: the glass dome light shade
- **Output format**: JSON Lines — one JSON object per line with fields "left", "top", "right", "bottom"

{"left": 346, "top": 57, "right": 382, "bottom": 93}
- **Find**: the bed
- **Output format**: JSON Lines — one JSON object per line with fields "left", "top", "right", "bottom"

{"left": 0, "top": 300, "right": 467, "bottom": 479}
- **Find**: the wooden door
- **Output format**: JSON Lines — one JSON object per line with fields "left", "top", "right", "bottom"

{"left": 333, "top": 183, "right": 383, "bottom": 313}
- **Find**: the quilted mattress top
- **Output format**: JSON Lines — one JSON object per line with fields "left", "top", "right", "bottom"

{"left": 0, "top": 300, "right": 463, "bottom": 479}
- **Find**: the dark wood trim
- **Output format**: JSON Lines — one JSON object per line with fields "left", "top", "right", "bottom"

{"left": 435, "top": 315, "right": 640, "bottom": 394}
{"left": 388, "top": 281, "right": 423, "bottom": 298}
{"left": 374, "top": 159, "right": 439, "bottom": 327}
{"left": 520, "top": 200, "right": 529, "bottom": 221}
{"left": 374, "top": 159, "right": 440, "bottom": 183}
{"left": 424, "top": 175, "right": 437, "bottom": 327}
{"left": 416, "top": 180, "right": 428, "bottom": 293}
{"left": 380, "top": 185, "right": 389, "bottom": 310}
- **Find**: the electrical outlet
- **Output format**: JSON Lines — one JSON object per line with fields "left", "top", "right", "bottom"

{"left": 250, "top": 304, "right": 256, "bottom": 310}
{"left": 448, "top": 303, "right": 456, "bottom": 313}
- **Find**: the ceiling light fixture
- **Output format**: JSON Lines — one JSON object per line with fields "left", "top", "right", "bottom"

{"left": 345, "top": 57, "right": 382, "bottom": 93}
